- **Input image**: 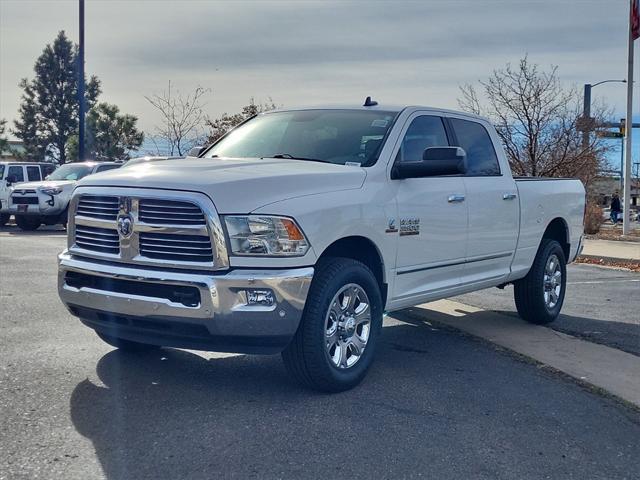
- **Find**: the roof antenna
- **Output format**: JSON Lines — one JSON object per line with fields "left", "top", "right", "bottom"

{"left": 363, "top": 96, "right": 378, "bottom": 107}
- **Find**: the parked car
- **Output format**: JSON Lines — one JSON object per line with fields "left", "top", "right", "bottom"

{"left": 0, "top": 161, "right": 56, "bottom": 226}
{"left": 57, "top": 103, "right": 585, "bottom": 391}
{"left": 9, "top": 161, "right": 121, "bottom": 230}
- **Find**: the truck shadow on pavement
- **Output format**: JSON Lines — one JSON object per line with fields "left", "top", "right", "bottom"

{"left": 488, "top": 309, "right": 640, "bottom": 357}
{"left": 68, "top": 315, "right": 640, "bottom": 480}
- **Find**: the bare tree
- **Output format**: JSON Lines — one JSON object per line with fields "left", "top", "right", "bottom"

{"left": 206, "top": 97, "right": 277, "bottom": 144}
{"left": 458, "top": 57, "right": 611, "bottom": 186}
{"left": 145, "top": 82, "right": 209, "bottom": 156}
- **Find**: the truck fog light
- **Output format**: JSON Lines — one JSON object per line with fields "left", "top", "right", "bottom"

{"left": 246, "top": 289, "right": 275, "bottom": 306}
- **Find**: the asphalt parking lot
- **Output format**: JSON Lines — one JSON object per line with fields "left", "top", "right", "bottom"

{"left": 1, "top": 227, "right": 639, "bottom": 480}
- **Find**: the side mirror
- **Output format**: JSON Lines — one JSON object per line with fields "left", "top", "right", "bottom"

{"left": 188, "top": 145, "right": 206, "bottom": 157}
{"left": 392, "top": 147, "right": 466, "bottom": 179}
{"left": 5, "top": 175, "right": 17, "bottom": 186}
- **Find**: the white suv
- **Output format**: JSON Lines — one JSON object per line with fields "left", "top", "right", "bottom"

{"left": 9, "top": 161, "right": 121, "bottom": 230}
{"left": 0, "top": 162, "right": 55, "bottom": 226}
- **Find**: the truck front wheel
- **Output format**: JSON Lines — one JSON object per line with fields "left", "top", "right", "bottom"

{"left": 282, "top": 257, "right": 383, "bottom": 392}
{"left": 0, "top": 213, "right": 10, "bottom": 226}
{"left": 15, "top": 215, "right": 41, "bottom": 231}
{"left": 514, "top": 239, "right": 567, "bottom": 325}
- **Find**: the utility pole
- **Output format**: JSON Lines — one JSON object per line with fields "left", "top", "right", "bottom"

{"left": 623, "top": 0, "right": 637, "bottom": 236}
{"left": 78, "top": 0, "right": 85, "bottom": 162}
{"left": 620, "top": 119, "right": 626, "bottom": 192}
{"left": 582, "top": 84, "right": 592, "bottom": 150}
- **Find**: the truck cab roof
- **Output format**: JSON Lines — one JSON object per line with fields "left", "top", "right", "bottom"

{"left": 265, "top": 103, "right": 489, "bottom": 122}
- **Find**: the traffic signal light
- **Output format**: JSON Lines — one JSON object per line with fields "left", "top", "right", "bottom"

{"left": 620, "top": 118, "right": 626, "bottom": 136}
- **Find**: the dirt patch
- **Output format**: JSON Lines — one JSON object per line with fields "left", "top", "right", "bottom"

{"left": 575, "top": 255, "right": 640, "bottom": 272}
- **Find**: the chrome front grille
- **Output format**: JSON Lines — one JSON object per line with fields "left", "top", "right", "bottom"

{"left": 139, "top": 199, "right": 206, "bottom": 225}
{"left": 139, "top": 232, "right": 213, "bottom": 262}
{"left": 69, "top": 188, "right": 229, "bottom": 271}
{"left": 74, "top": 225, "right": 120, "bottom": 254}
{"left": 77, "top": 196, "right": 119, "bottom": 220}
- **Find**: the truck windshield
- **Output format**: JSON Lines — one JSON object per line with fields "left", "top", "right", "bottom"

{"left": 46, "top": 164, "right": 94, "bottom": 181}
{"left": 204, "top": 109, "right": 398, "bottom": 166}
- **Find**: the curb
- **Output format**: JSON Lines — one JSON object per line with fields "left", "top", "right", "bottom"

{"left": 408, "top": 299, "right": 640, "bottom": 409}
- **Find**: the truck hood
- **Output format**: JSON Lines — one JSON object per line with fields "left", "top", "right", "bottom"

{"left": 77, "top": 156, "right": 367, "bottom": 213}
{"left": 12, "top": 180, "right": 76, "bottom": 191}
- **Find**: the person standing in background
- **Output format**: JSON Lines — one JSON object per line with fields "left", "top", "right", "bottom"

{"left": 610, "top": 191, "right": 622, "bottom": 224}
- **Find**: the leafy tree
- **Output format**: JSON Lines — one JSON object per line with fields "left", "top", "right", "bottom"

{"left": 206, "top": 98, "right": 277, "bottom": 144}
{"left": 0, "top": 119, "right": 8, "bottom": 154}
{"left": 66, "top": 103, "right": 144, "bottom": 161}
{"left": 13, "top": 31, "right": 101, "bottom": 163}
{"left": 458, "top": 57, "right": 610, "bottom": 186}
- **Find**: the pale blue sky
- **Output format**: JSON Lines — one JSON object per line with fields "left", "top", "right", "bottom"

{"left": 1, "top": 0, "right": 637, "bottom": 165}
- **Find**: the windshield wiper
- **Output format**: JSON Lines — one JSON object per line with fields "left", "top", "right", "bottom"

{"left": 264, "top": 153, "right": 331, "bottom": 164}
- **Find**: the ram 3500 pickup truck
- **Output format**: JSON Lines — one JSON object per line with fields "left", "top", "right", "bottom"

{"left": 57, "top": 104, "right": 585, "bottom": 392}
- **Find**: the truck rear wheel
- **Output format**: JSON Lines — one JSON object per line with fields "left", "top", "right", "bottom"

{"left": 282, "top": 257, "right": 383, "bottom": 392}
{"left": 15, "top": 215, "right": 41, "bottom": 231}
{"left": 514, "top": 239, "right": 567, "bottom": 325}
{"left": 96, "top": 332, "right": 160, "bottom": 352}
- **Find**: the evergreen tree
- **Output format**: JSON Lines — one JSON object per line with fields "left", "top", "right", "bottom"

{"left": 13, "top": 79, "right": 47, "bottom": 160}
{"left": 0, "top": 119, "right": 8, "bottom": 154}
{"left": 13, "top": 31, "right": 101, "bottom": 164}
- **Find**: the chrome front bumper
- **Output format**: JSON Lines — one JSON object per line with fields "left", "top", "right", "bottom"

{"left": 58, "top": 251, "right": 313, "bottom": 353}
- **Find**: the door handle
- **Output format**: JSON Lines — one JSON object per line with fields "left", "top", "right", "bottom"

{"left": 448, "top": 194, "right": 465, "bottom": 203}
{"left": 502, "top": 193, "right": 517, "bottom": 200}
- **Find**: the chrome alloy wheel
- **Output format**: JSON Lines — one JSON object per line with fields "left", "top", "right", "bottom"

{"left": 324, "top": 283, "right": 371, "bottom": 369}
{"left": 543, "top": 254, "right": 562, "bottom": 309}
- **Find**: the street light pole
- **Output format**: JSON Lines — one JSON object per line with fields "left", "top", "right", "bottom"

{"left": 78, "top": 0, "right": 85, "bottom": 162}
{"left": 581, "top": 79, "right": 626, "bottom": 150}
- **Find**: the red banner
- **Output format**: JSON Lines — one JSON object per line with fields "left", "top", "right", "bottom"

{"left": 633, "top": 0, "right": 640, "bottom": 40}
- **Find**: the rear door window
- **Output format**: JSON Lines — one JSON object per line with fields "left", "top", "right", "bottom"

{"left": 27, "top": 166, "right": 41, "bottom": 181}
{"left": 449, "top": 118, "right": 500, "bottom": 176}
{"left": 7, "top": 166, "right": 24, "bottom": 183}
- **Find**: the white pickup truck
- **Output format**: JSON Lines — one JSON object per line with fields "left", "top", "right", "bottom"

{"left": 57, "top": 103, "right": 585, "bottom": 392}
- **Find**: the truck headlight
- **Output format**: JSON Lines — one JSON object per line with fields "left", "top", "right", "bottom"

{"left": 40, "top": 187, "right": 62, "bottom": 195}
{"left": 224, "top": 215, "right": 310, "bottom": 256}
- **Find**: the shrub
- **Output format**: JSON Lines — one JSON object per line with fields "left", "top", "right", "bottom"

{"left": 584, "top": 202, "right": 604, "bottom": 234}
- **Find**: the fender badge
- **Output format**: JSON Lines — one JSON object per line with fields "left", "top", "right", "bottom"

{"left": 385, "top": 218, "right": 398, "bottom": 233}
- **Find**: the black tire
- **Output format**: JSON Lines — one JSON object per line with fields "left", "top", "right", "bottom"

{"left": 282, "top": 257, "right": 383, "bottom": 392}
{"left": 96, "top": 332, "right": 160, "bottom": 352}
{"left": 15, "top": 215, "right": 41, "bottom": 231}
{"left": 514, "top": 239, "right": 567, "bottom": 325}
{"left": 0, "top": 213, "right": 10, "bottom": 226}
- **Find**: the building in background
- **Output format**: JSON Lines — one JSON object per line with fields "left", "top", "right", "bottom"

{"left": 591, "top": 175, "right": 640, "bottom": 207}
{"left": 0, "top": 140, "right": 26, "bottom": 161}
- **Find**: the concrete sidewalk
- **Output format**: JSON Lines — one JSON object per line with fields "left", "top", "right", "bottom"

{"left": 410, "top": 299, "right": 640, "bottom": 408}
{"left": 582, "top": 238, "right": 640, "bottom": 261}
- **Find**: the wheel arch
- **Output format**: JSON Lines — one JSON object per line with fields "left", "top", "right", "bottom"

{"left": 542, "top": 217, "right": 570, "bottom": 260}
{"left": 318, "top": 236, "right": 387, "bottom": 305}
